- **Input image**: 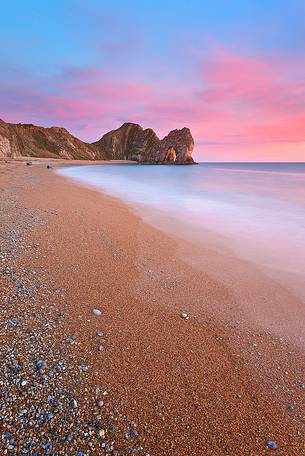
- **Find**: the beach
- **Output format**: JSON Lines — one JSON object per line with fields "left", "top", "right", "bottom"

{"left": 0, "top": 158, "right": 304, "bottom": 455}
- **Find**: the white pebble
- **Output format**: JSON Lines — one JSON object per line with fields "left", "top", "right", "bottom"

{"left": 180, "top": 311, "right": 189, "bottom": 320}
{"left": 92, "top": 309, "right": 102, "bottom": 316}
{"left": 99, "top": 429, "right": 105, "bottom": 438}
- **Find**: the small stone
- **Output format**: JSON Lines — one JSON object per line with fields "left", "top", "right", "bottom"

{"left": 287, "top": 403, "right": 295, "bottom": 412}
{"left": 125, "top": 422, "right": 139, "bottom": 439}
{"left": 11, "top": 360, "right": 20, "bottom": 370}
{"left": 35, "top": 360, "right": 46, "bottom": 370}
{"left": 129, "top": 427, "right": 139, "bottom": 438}
{"left": 299, "top": 382, "right": 305, "bottom": 389}
{"left": 67, "top": 335, "right": 76, "bottom": 344}
{"left": 98, "top": 429, "right": 105, "bottom": 438}
{"left": 97, "top": 400, "right": 104, "bottom": 407}
{"left": 96, "top": 331, "right": 104, "bottom": 337}
{"left": 92, "top": 309, "right": 102, "bottom": 316}
{"left": 69, "top": 399, "right": 78, "bottom": 409}
{"left": 109, "top": 421, "right": 116, "bottom": 431}
{"left": 98, "top": 345, "right": 104, "bottom": 352}
{"left": 21, "top": 379, "right": 27, "bottom": 387}
{"left": 235, "top": 394, "right": 242, "bottom": 399}
{"left": 45, "top": 411, "right": 54, "bottom": 421}
{"left": 95, "top": 387, "right": 100, "bottom": 396}
{"left": 180, "top": 311, "right": 189, "bottom": 320}
{"left": 266, "top": 440, "right": 277, "bottom": 450}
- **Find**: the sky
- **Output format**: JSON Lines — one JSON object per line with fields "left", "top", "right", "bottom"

{"left": 0, "top": 0, "right": 304, "bottom": 162}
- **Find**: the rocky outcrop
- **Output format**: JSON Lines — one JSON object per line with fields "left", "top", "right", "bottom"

{"left": 160, "top": 128, "right": 195, "bottom": 164}
{"left": 94, "top": 123, "right": 196, "bottom": 164}
{"left": 0, "top": 119, "right": 99, "bottom": 160}
{"left": 0, "top": 119, "right": 196, "bottom": 163}
{"left": 93, "top": 123, "right": 160, "bottom": 161}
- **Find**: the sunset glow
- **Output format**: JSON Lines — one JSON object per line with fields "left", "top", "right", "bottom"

{"left": 1, "top": 0, "right": 304, "bottom": 161}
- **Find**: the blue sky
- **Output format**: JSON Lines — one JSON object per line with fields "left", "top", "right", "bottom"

{"left": 1, "top": 0, "right": 304, "bottom": 160}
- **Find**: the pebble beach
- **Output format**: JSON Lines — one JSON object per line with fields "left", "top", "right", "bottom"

{"left": 0, "top": 158, "right": 304, "bottom": 455}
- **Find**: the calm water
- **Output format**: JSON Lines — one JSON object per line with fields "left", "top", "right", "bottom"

{"left": 58, "top": 163, "right": 305, "bottom": 295}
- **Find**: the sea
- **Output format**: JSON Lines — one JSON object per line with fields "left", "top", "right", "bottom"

{"left": 58, "top": 163, "right": 305, "bottom": 300}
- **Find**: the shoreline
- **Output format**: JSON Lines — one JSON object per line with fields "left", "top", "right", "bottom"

{"left": 0, "top": 159, "right": 304, "bottom": 454}
{"left": 57, "top": 160, "right": 305, "bottom": 347}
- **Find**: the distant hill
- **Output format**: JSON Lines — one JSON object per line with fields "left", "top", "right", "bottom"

{"left": 0, "top": 119, "right": 196, "bottom": 164}
{"left": 0, "top": 119, "right": 99, "bottom": 160}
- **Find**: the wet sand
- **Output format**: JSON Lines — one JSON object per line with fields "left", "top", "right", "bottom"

{"left": 0, "top": 158, "right": 304, "bottom": 455}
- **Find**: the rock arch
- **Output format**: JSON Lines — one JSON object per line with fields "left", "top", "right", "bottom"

{"left": 165, "top": 146, "right": 176, "bottom": 163}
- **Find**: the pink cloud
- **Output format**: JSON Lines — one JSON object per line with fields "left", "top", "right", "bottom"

{"left": 199, "top": 49, "right": 305, "bottom": 116}
{"left": 1, "top": 47, "right": 304, "bottom": 161}
{"left": 141, "top": 48, "right": 305, "bottom": 159}
{"left": 0, "top": 68, "right": 154, "bottom": 140}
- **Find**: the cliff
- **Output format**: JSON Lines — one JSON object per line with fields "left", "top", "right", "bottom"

{"left": 94, "top": 123, "right": 196, "bottom": 164}
{"left": 0, "top": 119, "right": 196, "bottom": 164}
{"left": 0, "top": 119, "right": 99, "bottom": 160}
